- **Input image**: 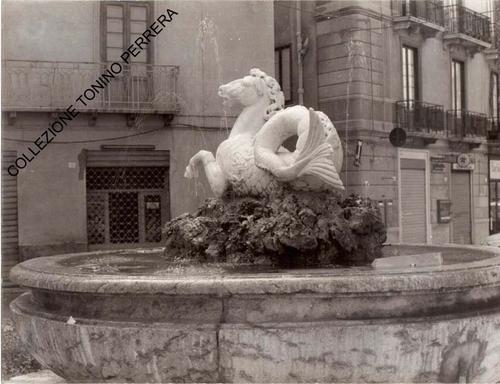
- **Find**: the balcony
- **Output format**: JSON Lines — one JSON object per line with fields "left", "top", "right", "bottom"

{"left": 2, "top": 60, "right": 179, "bottom": 114}
{"left": 395, "top": 102, "right": 489, "bottom": 146}
{"left": 395, "top": 100, "right": 446, "bottom": 140}
{"left": 443, "top": 5, "right": 491, "bottom": 52}
{"left": 392, "top": 0, "right": 445, "bottom": 38}
{"left": 446, "top": 110, "right": 488, "bottom": 142}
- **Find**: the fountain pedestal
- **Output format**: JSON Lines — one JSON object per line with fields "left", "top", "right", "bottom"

{"left": 10, "top": 244, "right": 500, "bottom": 383}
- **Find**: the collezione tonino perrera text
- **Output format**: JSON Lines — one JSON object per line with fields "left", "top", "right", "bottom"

{"left": 7, "top": 9, "right": 179, "bottom": 176}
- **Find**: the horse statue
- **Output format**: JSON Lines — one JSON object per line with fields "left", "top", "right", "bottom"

{"left": 185, "top": 68, "right": 344, "bottom": 197}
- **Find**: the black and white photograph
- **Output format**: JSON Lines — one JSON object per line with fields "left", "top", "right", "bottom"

{"left": 1, "top": 0, "right": 500, "bottom": 382}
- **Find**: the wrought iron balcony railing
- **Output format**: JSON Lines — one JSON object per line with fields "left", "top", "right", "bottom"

{"left": 2, "top": 60, "right": 179, "bottom": 113}
{"left": 393, "top": 0, "right": 445, "bottom": 26}
{"left": 395, "top": 100, "right": 446, "bottom": 135}
{"left": 445, "top": 4, "right": 491, "bottom": 43}
{"left": 446, "top": 110, "right": 488, "bottom": 138}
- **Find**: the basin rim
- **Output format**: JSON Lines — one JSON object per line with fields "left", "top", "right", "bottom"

{"left": 10, "top": 243, "right": 500, "bottom": 296}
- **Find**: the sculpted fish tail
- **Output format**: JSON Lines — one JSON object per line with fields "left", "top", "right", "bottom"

{"left": 270, "top": 109, "right": 345, "bottom": 190}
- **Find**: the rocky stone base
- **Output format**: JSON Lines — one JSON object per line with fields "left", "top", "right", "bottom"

{"left": 163, "top": 190, "right": 387, "bottom": 267}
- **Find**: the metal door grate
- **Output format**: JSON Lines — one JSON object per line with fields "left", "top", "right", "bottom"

{"left": 109, "top": 192, "right": 139, "bottom": 243}
{"left": 86, "top": 166, "right": 168, "bottom": 246}
{"left": 87, "top": 167, "right": 166, "bottom": 190}
{"left": 87, "top": 194, "right": 106, "bottom": 244}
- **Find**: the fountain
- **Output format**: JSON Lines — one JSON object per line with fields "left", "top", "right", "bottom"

{"left": 10, "top": 69, "right": 500, "bottom": 383}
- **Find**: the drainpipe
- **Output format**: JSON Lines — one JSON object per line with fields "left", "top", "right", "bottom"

{"left": 296, "top": 0, "right": 304, "bottom": 105}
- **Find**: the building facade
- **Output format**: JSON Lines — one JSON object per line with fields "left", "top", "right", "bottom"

{"left": 275, "top": 0, "right": 500, "bottom": 245}
{"left": 1, "top": 0, "right": 274, "bottom": 282}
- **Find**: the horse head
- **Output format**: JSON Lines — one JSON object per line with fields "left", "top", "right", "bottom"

{"left": 218, "top": 68, "right": 285, "bottom": 120}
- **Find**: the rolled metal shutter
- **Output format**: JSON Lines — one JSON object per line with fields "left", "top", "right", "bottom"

{"left": 451, "top": 171, "right": 471, "bottom": 244}
{"left": 401, "top": 159, "right": 426, "bottom": 243}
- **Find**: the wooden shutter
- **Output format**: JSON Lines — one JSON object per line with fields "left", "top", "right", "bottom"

{"left": 2, "top": 151, "right": 19, "bottom": 286}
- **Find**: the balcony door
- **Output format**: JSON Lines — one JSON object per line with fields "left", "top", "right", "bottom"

{"left": 402, "top": 45, "right": 419, "bottom": 103}
{"left": 491, "top": 72, "right": 499, "bottom": 122}
{"left": 451, "top": 59, "right": 465, "bottom": 112}
{"left": 401, "top": 46, "right": 423, "bottom": 130}
{"left": 101, "top": 2, "right": 153, "bottom": 109}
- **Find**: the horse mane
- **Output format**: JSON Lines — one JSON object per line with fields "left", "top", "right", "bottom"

{"left": 249, "top": 68, "right": 285, "bottom": 121}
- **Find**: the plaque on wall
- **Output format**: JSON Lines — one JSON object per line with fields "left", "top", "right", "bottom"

{"left": 490, "top": 160, "right": 500, "bottom": 180}
{"left": 431, "top": 162, "right": 446, "bottom": 173}
{"left": 437, "top": 200, "right": 452, "bottom": 223}
{"left": 452, "top": 153, "right": 474, "bottom": 171}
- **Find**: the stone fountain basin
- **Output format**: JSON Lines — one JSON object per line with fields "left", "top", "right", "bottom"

{"left": 9, "top": 244, "right": 500, "bottom": 383}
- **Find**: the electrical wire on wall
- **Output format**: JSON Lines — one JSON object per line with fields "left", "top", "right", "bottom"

{"left": 1, "top": 122, "right": 217, "bottom": 145}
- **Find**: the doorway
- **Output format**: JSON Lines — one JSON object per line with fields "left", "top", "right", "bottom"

{"left": 490, "top": 180, "right": 500, "bottom": 234}
{"left": 86, "top": 166, "right": 169, "bottom": 248}
{"left": 400, "top": 157, "right": 427, "bottom": 243}
{"left": 451, "top": 171, "right": 472, "bottom": 244}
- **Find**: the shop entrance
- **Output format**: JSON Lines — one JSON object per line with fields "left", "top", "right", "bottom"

{"left": 490, "top": 180, "right": 500, "bottom": 234}
{"left": 451, "top": 171, "right": 471, "bottom": 244}
{"left": 400, "top": 158, "right": 427, "bottom": 243}
{"left": 85, "top": 149, "right": 170, "bottom": 249}
{"left": 86, "top": 166, "right": 169, "bottom": 248}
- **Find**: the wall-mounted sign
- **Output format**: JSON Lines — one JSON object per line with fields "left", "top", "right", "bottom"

{"left": 431, "top": 154, "right": 457, "bottom": 163}
{"left": 457, "top": 153, "right": 471, "bottom": 167}
{"left": 431, "top": 155, "right": 446, "bottom": 162}
{"left": 389, "top": 127, "right": 406, "bottom": 147}
{"left": 431, "top": 162, "right": 446, "bottom": 173}
{"left": 490, "top": 160, "right": 500, "bottom": 180}
{"left": 452, "top": 163, "right": 474, "bottom": 171}
{"left": 437, "top": 200, "right": 452, "bottom": 223}
{"left": 146, "top": 202, "right": 160, "bottom": 210}
{"left": 452, "top": 153, "right": 474, "bottom": 171}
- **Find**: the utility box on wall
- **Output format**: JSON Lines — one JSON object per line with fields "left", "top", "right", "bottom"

{"left": 437, "top": 200, "right": 452, "bottom": 224}
{"left": 378, "top": 199, "right": 394, "bottom": 227}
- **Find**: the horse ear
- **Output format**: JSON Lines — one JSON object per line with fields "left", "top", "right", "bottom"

{"left": 249, "top": 68, "right": 260, "bottom": 77}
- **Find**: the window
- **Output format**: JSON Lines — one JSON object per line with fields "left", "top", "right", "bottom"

{"left": 275, "top": 45, "right": 292, "bottom": 103}
{"left": 451, "top": 60, "right": 465, "bottom": 112}
{"left": 402, "top": 46, "right": 418, "bottom": 102}
{"left": 102, "top": 2, "right": 152, "bottom": 63}
{"left": 491, "top": 72, "right": 499, "bottom": 120}
{"left": 101, "top": 2, "right": 153, "bottom": 108}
